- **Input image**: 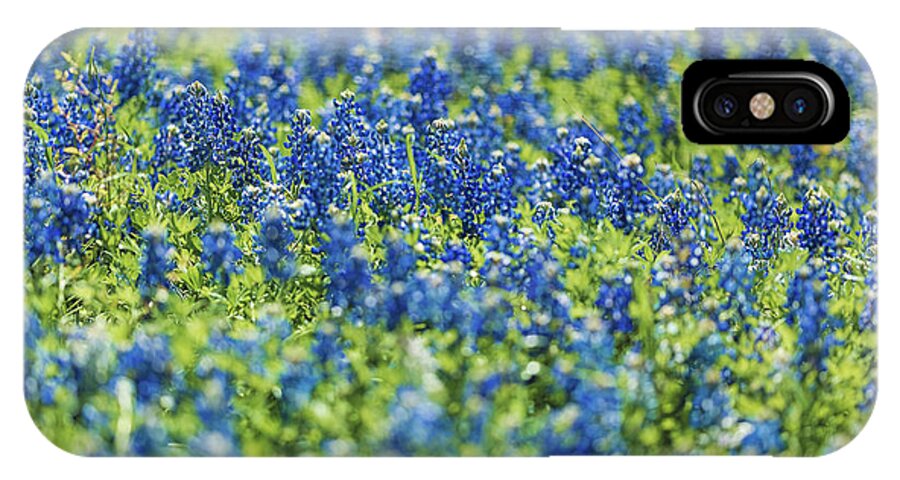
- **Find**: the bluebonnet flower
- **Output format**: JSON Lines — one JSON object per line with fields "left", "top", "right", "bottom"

{"left": 283, "top": 109, "right": 344, "bottom": 223}
{"left": 421, "top": 118, "right": 487, "bottom": 235}
{"left": 691, "top": 153, "right": 713, "bottom": 183}
{"left": 347, "top": 45, "right": 384, "bottom": 100}
{"left": 653, "top": 229, "right": 707, "bottom": 309}
{"left": 495, "top": 141, "right": 531, "bottom": 195}
{"left": 278, "top": 353, "right": 321, "bottom": 414}
{"left": 112, "top": 30, "right": 157, "bottom": 102}
{"left": 201, "top": 222, "right": 243, "bottom": 286}
{"left": 480, "top": 215, "right": 527, "bottom": 289}
{"left": 26, "top": 347, "right": 77, "bottom": 406}
{"left": 555, "top": 34, "right": 604, "bottom": 80}
{"left": 795, "top": 186, "right": 849, "bottom": 267}
{"left": 738, "top": 159, "right": 791, "bottom": 262}
{"left": 190, "top": 365, "right": 239, "bottom": 456}
{"left": 150, "top": 123, "right": 185, "bottom": 183}
{"left": 381, "top": 233, "right": 418, "bottom": 283}
{"left": 481, "top": 150, "right": 518, "bottom": 220}
{"left": 310, "top": 319, "right": 352, "bottom": 378}
{"left": 408, "top": 51, "right": 452, "bottom": 129}
{"left": 138, "top": 225, "right": 175, "bottom": 294}
{"left": 522, "top": 247, "right": 571, "bottom": 347}
{"left": 387, "top": 386, "right": 456, "bottom": 455}
{"left": 547, "top": 132, "right": 608, "bottom": 220}
{"left": 809, "top": 32, "right": 875, "bottom": 106}
{"left": 296, "top": 32, "right": 344, "bottom": 89}
{"left": 785, "top": 261, "right": 842, "bottom": 371}
{"left": 716, "top": 239, "right": 758, "bottom": 330}
{"left": 24, "top": 182, "right": 58, "bottom": 265}
{"left": 117, "top": 331, "right": 172, "bottom": 404}
{"left": 689, "top": 382, "right": 733, "bottom": 429}
{"left": 227, "top": 41, "right": 298, "bottom": 125}
{"left": 844, "top": 118, "right": 876, "bottom": 194}
{"left": 320, "top": 215, "right": 371, "bottom": 311}
{"left": 789, "top": 145, "right": 819, "bottom": 188}
{"left": 363, "top": 118, "right": 415, "bottom": 219}
{"left": 859, "top": 270, "right": 877, "bottom": 331}
{"left": 326, "top": 89, "right": 370, "bottom": 179}
{"left": 654, "top": 97, "right": 679, "bottom": 142}
{"left": 440, "top": 240, "right": 472, "bottom": 268}
{"left": 228, "top": 125, "right": 272, "bottom": 189}
{"left": 24, "top": 174, "right": 97, "bottom": 264}
{"left": 459, "top": 288, "right": 510, "bottom": 345}
{"left": 648, "top": 163, "right": 677, "bottom": 197}
{"left": 860, "top": 208, "right": 877, "bottom": 255}
{"left": 130, "top": 414, "right": 170, "bottom": 456}
{"left": 256, "top": 205, "right": 296, "bottom": 281}
{"left": 49, "top": 57, "right": 118, "bottom": 183}
{"left": 617, "top": 97, "right": 655, "bottom": 160}
{"left": 751, "top": 30, "right": 790, "bottom": 59}
{"left": 546, "top": 321, "right": 625, "bottom": 454}
{"left": 605, "top": 153, "right": 654, "bottom": 232}
{"left": 154, "top": 81, "right": 237, "bottom": 173}
{"left": 595, "top": 274, "right": 635, "bottom": 333}
{"left": 608, "top": 32, "right": 673, "bottom": 87}
{"left": 739, "top": 420, "right": 785, "bottom": 454}
{"left": 699, "top": 29, "right": 727, "bottom": 59}
{"left": 532, "top": 201, "right": 558, "bottom": 239}
{"left": 720, "top": 150, "right": 741, "bottom": 187}
{"left": 858, "top": 381, "right": 876, "bottom": 413}
{"left": 837, "top": 171, "right": 868, "bottom": 218}
{"left": 496, "top": 70, "right": 554, "bottom": 144}
{"left": 650, "top": 190, "right": 694, "bottom": 252}
{"left": 634, "top": 33, "right": 674, "bottom": 87}
{"left": 23, "top": 77, "right": 53, "bottom": 182}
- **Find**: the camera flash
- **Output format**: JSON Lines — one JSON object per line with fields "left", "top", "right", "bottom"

{"left": 750, "top": 92, "right": 775, "bottom": 120}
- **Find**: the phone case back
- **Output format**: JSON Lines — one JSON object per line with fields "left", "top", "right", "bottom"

{"left": 23, "top": 28, "right": 876, "bottom": 456}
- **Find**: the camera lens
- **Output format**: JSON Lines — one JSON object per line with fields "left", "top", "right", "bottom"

{"left": 713, "top": 94, "right": 738, "bottom": 118}
{"left": 784, "top": 88, "right": 820, "bottom": 123}
{"left": 791, "top": 98, "right": 808, "bottom": 115}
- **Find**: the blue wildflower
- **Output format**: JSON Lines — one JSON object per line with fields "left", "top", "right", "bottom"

{"left": 112, "top": 30, "right": 157, "bottom": 102}
{"left": 595, "top": 274, "right": 635, "bottom": 333}
{"left": 617, "top": 97, "right": 655, "bottom": 160}
{"left": 785, "top": 261, "right": 842, "bottom": 371}
{"left": 738, "top": 159, "right": 791, "bottom": 262}
{"left": 320, "top": 215, "right": 371, "bottom": 310}
{"left": 740, "top": 420, "right": 785, "bottom": 454}
{"left": 795, "top": 186, "right": 849, "bottom": 267}
{"left": 201, "top": 222, "right": 243, "bottom": 286}
{"left": 789, "top": 145, "right": 819, "bottom": 188}
{"left": 256, "top": 206, "right": 296, "bottom": 281}
{"left": 387, "top": 386, "right": 456, "bottom": 455}
{"left": 138, "top": 225, "right": 175, "bottom": 294}
{"left": 408, "top": 51, "right": 452, "bottom": 129}
{"left": 24, "top": 174, "right": 97, "bottom": 264}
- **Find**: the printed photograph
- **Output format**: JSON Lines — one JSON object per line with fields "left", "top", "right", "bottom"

{"left": 23, "top": 28, "right": 876, "bottom": 456}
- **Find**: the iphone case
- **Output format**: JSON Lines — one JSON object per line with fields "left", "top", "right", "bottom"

{"left": 23, "top": 28, "right": 876, "bottom": 456}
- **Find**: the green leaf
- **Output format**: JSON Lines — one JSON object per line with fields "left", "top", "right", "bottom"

{"left": 258, "top": 145, "right": 279, "bottom": 183}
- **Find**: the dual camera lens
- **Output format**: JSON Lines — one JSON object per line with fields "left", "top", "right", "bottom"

{"left": 682, "top": 60, "right": 849, "bottom": 144}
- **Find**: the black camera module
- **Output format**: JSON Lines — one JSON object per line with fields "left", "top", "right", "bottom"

{"left": 783, "top": 88, "right": 821, "bottom": 123}
{"left": 713, "top": 94, "right": 738, "bottom": 118}
{"left": 682, "top": 60, "right": 849, "bottom": 144}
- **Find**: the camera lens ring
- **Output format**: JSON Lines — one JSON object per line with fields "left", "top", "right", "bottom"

{"left": 783, "top": 88, "right": 820, "bottom": 124}
{"left": 713, "top": 93, "right": 738, "bottom": 119}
